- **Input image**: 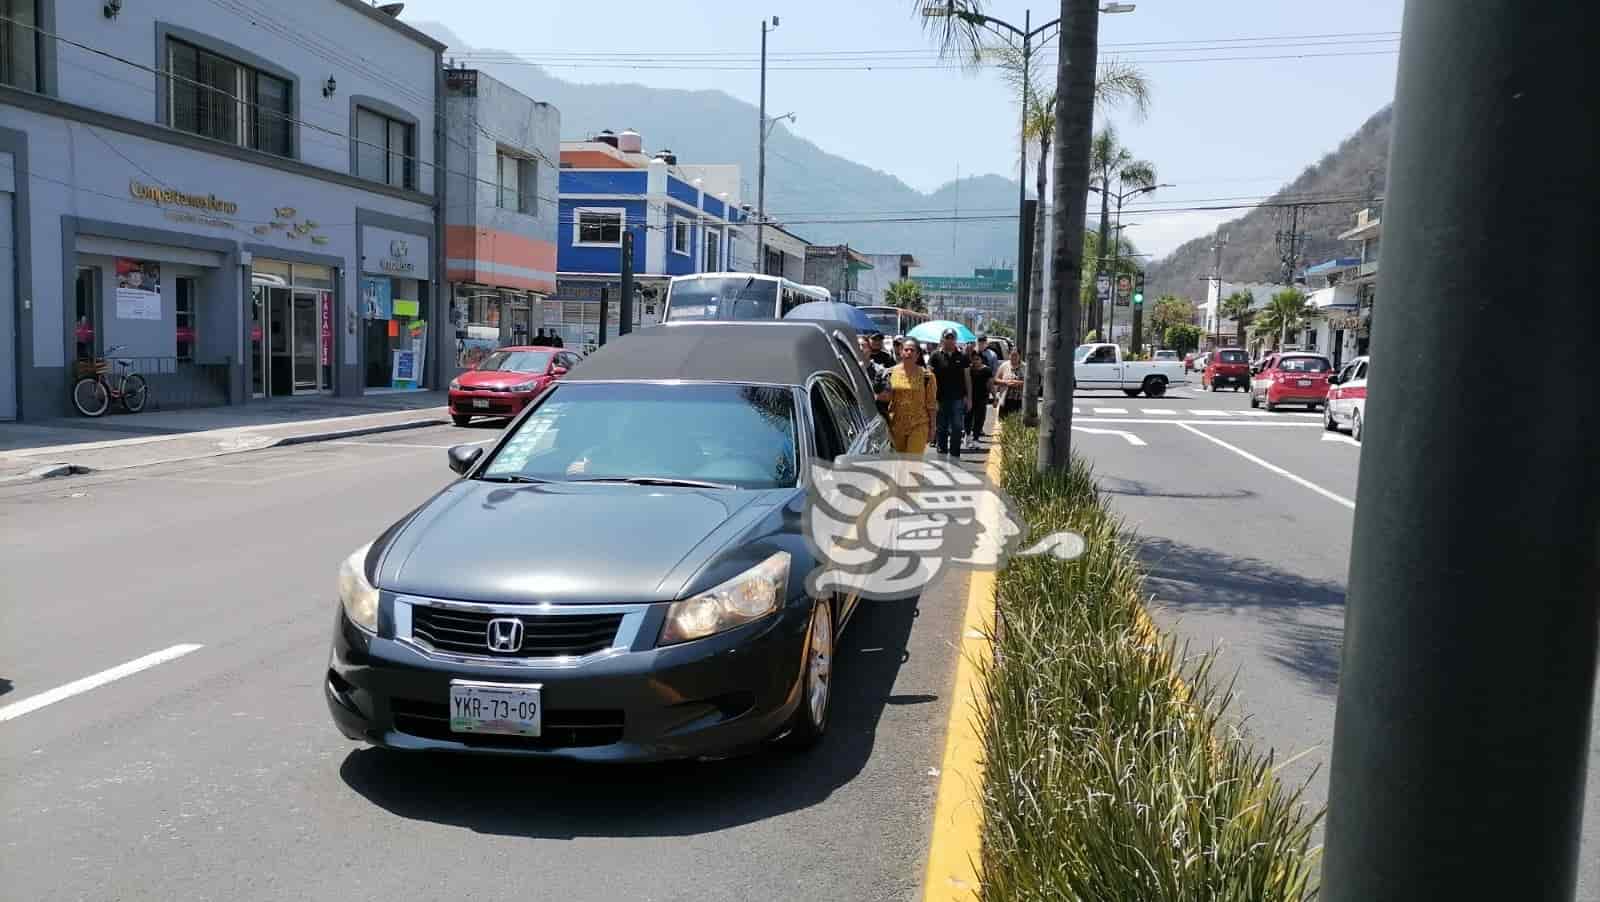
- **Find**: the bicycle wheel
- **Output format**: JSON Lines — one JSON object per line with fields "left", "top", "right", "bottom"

{"left": 120, "top": 374, "right": 149, "bottom": 413}
{"left": 73, "top": 377, "right": 110, "bottom": 417}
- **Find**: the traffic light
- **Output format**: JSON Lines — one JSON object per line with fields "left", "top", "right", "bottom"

{"left": 1132, "top": 271, "right": 1146, "bottom": 306}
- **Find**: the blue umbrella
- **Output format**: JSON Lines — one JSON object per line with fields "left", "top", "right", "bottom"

{"left": 907, "top": 319, "right": 976, "bottom": 345}
{"left": 785, "top": 300, "right": 878, "bottom": 333}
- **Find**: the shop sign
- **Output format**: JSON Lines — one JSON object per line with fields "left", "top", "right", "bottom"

{"left": 393, "top": 299, "right": 420, "bottom": 318}
{"left": 362, "top": 226, "right": 429, "bottom": 279}
{"left": 114, "top": 258, "right": 162, "bottom": 321}
{"left": 129, "top": 179, "right": 238, "bottom": 214}
{"left": 321, "top": 295, "right": 334, "bottom": 366}
{"left": 392, "top": 349, "right": 417, "bottom": 384}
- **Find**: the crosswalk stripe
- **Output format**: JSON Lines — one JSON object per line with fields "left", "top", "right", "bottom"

{"left": 1072, "top": 407, "right": 1080, "bottom": 414}
{"left": 1144, "top": 408, "right": 1176, "bottom": 415}
{"left": 1290, "top": 412, "right": 1323, "bottom": 418}
{"left": 1092, "top": 407, "right": 1128, "bottom": 415}
{"left": 1237, "top": 410, "right": 1273, "bottom": 417}
{"left": 1193, "top": 409, "right": 1230, "bottom": 416}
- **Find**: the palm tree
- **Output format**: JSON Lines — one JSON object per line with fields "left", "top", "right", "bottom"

{"left": 1088, "top": 126, "right": 1156, "bottom": 340}
{"left": 1218, "top": 290, "right": 1256, "bottom": 348}
{"left": 1253, "top": 288, "right": 1314, "bottom": 349}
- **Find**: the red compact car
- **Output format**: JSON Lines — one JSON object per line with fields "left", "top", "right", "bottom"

{"left": 1201, "top": 348, "right": 1251, "bottom": 391}
{"left": 448, "top": 347, "right": 579, "bottom": 425}
{"left": 1249, "top": 352, "right": 1333, "bottom": 411}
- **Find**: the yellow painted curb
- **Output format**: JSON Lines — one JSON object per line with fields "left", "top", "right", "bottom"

{"left": 920, "top": 437, "right": 1006, "bottom": 902}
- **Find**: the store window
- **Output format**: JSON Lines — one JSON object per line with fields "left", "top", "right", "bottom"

{"left": 167, "top": 39, "right": 292, "bottom": 157}
{"left": 175, "top": 277, "right": 196, "bottom": 362}
{"left": 575, "top": 208, "right": 623, "bottom": 246}
{"left": 497, "top": 151, "right": 538, "bottom": 215}
{"left": 672, "top": 220, "right": 690, "bottom": 256}
{"left": 355, "top": 107, "right": 415, "bottom": 189}
{"left": 0, "top": 0, "right": 38, "bottom": 92}
{"left": 363, "top": 276, "right": 428, "bottom": 390}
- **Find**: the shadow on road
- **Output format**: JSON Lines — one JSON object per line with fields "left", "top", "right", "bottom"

{"left": 0, "top": 677, "right": 11, "bottom": 697}
{"left": 1100, "top": 475, "right": 1257, "bottom": 502}
{"left": 1131, "top": 535, "right": 1346, "bottom": 695}
{"left": 337, "top": 595, "right": 923, "bottom": 839}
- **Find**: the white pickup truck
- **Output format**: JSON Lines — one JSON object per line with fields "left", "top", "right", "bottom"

{"left": 1074, "top": 343, "right": 1187, "bottom": 398}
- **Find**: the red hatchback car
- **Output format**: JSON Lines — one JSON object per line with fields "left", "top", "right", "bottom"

{"left": 1249, "top": 352, "right": 1333, "bottom": 411}
{"left": 1202, "top": 348, "right": 1251, "bottom": 391}
{"left": 448, "top": 347, "right": 579, "bottom": 425}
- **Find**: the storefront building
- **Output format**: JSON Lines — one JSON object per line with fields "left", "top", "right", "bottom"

{"left": 0, "top": 0, "right": 445, "bottom": 420}
{"left": 442, "top": 68, "right": 559, "bottom": 368}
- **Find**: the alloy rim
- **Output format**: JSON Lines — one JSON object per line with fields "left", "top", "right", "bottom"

{"left": 807, "top": 601, "right": 832, "bottom": 725}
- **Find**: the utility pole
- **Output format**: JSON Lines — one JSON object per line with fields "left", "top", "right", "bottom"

{"left": 756, "top": 16, "right": 777, "bottom": 274}
{"left": 1210, "top": 232, "right": 1227, "bottom": 348}
{"left": 1319, "top": 2, "right": 1598, "bottom": 900}
{"left": 618, "top": 229, "right": 634, "bottom": 335}
{"left": 1013, "top": 10, "right": 1033, "bottom": 384}
{"left": 1276, "top": 203, "right": 1307, "bottom": 286}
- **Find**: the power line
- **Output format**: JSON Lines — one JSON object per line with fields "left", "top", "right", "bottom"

{"left": 446, "top": 49, "right": 1400, "bottom": 72}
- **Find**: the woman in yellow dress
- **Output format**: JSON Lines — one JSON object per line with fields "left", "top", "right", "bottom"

{"left": 877, "top": 341, "right": 937, "bottom": 455}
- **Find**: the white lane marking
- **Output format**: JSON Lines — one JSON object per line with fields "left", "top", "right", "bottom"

{"left": 1072, "top": 426, "right": 1147, "bottom": 446}
{"left": 1237, "top": 410, "right": 1273, "bottom": 417}
{"left": 1091, "top": 407, "right": 1128, "bottom": 415}
{"left": 1070, "top": 418, "right": 1321, "bottom": 427}
{"left": 1144, "top": 408, "right": 1177, "bottom": 415}
{"left": 0, "top": 644, "right": 204, "bottom": 723}
{"left": 326, "top": 438, "right": 496, "bottom": 450}
{"left": 1290, "top": 412, "right": 1323, "bottom": 418}
{"left": 1192, "top": 409, "right": 1230, "bottom": 416}
{"left": 1322, "top": 432, "right": 1361, "bottom": 446}
{"left": 1178, "top": 424, "right": 1355, "bottom": 509}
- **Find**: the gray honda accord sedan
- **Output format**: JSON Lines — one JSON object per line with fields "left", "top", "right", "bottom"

{"left": 325, "top": 321, "right": 888, "bottom": 761}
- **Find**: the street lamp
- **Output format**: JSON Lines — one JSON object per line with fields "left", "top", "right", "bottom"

{"left": 756, "top": 16, "right": 779, "bottom": 276}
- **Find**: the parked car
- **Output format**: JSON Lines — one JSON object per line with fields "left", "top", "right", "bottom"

{"left": 1074, "top": 343, "right": 1187, "bottom": 398}
{"left": 1202, "top": 348, "right": 1252, "bottom": 392}
{"left": 1183, "top": 352, "right": 1198, "bottom": 374}
{"left": 326, "top": 321, "right": 888, "bottom": 762}
{"left": 1326, "top": 355, "right": 1370, "bottom": 440}
{"left": 1249, "top": 351, "right": 1333, "bottom": 411}
{"left": 447, "top": 347, "right": 582, "bottom": 426}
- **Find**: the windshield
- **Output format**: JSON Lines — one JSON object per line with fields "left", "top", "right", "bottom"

{"left": 480, "top": 382, "right": 798, "bottom": 489}
{"left": 664, "top": 277, "right": 781, "bottom": 321}
{"left": 476, "top": 350, "right": 552, "bottom": 373}
{"left": 1218, "top": 350, "right": 1249, "bottom": 364}
{"left": 863, "top": 310, "right": 900, "bottom": 334}
{"left": 1279, "top": 356, "right": 1331, "bottom": 373}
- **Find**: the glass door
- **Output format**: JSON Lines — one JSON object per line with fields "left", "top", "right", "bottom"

{"left": 250, "top": 285, "right": 267, "bottom": 397}
{"left": 292, "top": 291, "right": 318, "bottom": 392}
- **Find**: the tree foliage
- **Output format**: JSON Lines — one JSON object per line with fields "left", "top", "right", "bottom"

{"left": 1163, "top": 324, "right": 1205, "bottom": 354}
{"left": 1252, "top": 288, "right": 1314, "bottom": 347}
{"left": 885, "top": 279, "right": 927, "bottom": 313}
{"left": 1218, "top": 290, "right": 1257, "bottom": 347}
{"left": 1147, "top": 295, "right": 1196, "bottom": 343}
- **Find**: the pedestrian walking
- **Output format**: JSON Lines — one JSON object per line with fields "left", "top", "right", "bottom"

{"left": 866, "top": 332, "right": 895, "bottom": 369}
{"left": 977, "top": 335, "right": 999, "bottom": 372}
{"left": 994, "top": 349, "right": 1024, "bottom": 420}
{"left": 876, "top": 341, "right": 937, "bottom": 455}
{"left": 927, "top": 328, "right": 971, "bottom": 459}
{"left": 965, "top": 346, "right": 993, "bottom": 448}
{"left": 532, "top": 328, "right": 549, "bottom": 347}
{"left": 550, "top": 331, "right": 564, "bottom": 348}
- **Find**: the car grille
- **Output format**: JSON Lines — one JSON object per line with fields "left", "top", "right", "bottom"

{"left": 390, "top": 698, "right": 624, "bottom": 749}
{"left": 411, "top": 606, "right": 624, "bottom": 659}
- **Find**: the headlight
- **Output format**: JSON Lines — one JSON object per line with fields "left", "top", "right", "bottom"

{"left": 509, "top": 380, "right": 538, "bottom": 392}
{"left": 337, "top": 542, "right": 379, "bottom": 633}
{"left": 660, "top": 551, "right": 790, "bottom": 645}
{"left": 448, "top": 378, "right": 462, "bottom": 391}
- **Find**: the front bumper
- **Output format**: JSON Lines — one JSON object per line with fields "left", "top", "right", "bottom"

{"left": 324, "top": 600, "right": 812, "bottom": 762}
{"left": 447, "top": 389, "right": 533, "bottom": 418}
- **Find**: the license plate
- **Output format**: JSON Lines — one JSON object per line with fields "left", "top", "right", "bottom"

{"left": 1297, "top": 379, "right": 1312, "bottom": 387}
{"left": 449, "top": 680, "right": 541, "bottom": 736}
{"left": 472, "top": 398, "right": 490, "bottom": 409}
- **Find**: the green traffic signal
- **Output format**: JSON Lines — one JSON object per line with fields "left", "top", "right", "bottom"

{"left": 1133, "top": 292, "right": 1144, "bottom": 306}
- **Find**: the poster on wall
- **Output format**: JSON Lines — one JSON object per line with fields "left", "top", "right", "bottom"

{"left": 114, "top": 258, "right": 162, "bottom": 320}
{"left": 362, "top": 278, "right": 392, "bottom": 320}
{"left": 391, "top": 349, "right": 417, "bottom": 386}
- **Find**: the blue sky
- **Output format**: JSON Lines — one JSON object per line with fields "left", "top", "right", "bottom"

{"left": 398, "top": 0, "right": 1404, "bottom": 257}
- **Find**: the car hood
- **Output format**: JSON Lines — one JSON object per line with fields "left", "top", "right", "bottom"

{"left": 457, "top": 370, "right": 545, "bottom": 388}
{"left": 376, "top": 480, "right": 791, "bottom": 604}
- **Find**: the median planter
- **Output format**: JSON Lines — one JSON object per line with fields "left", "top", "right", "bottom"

{"left": 978, "top": 425, "right": 1322, "bottom": 901}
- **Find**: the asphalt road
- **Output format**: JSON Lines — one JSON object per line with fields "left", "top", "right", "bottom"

{"left": 1066, "top": 383, "right": 1600, "bottom": 900}
{"left": 0, "top": 422, "right": 972, "bottom": 902}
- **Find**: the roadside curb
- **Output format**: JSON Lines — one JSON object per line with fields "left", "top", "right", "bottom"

{"left": 0, "top": 414, "right": 446, "bottom": 484}
{"left": 921, "top": 433, "right": 1004, "bottom": 902}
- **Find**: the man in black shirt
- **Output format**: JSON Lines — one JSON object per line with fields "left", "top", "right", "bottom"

{"left": 927, "top": 328, "right": 971, "bottom": 458}
{"left": 550, "top": 331, "right": 565, "bottom": 348}
{"left": 531, "top": 328, "right": 548, "bottom": 347}
{"left": 866, "top": 331, "right": 895, "bottom": 369}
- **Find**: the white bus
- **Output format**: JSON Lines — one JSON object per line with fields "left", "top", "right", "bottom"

{"left": 661, "top": 273, "right": 831, "bottom": 322}
{"left": 856, "top": 305, "right": 930, "bottom": 338}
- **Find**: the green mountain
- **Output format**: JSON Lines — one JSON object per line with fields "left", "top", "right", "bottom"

{"left": 1144, "top": 106, "right": 1394, "bottom": 304}
{"left": 414, "top": 22, "right": 1021, "bottom": 276}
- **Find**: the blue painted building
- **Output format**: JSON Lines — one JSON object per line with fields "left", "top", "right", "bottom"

{"left": 549, "top": 132, "right": 750, "bottom": 349}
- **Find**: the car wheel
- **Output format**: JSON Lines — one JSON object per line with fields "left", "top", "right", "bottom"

{"left": 1324, "top": 405, "right": 1338, "bottom": 431}
{"left": 451, "top": 415, "right": 472, "bottom": 427}
{"left": 780, "top": 598, "right": 834, "bottom": 749}
{"left": 1249, "top": 391, "right": 1260, "bottom": 409}
{"left": 1265, "top": 396, "right": 1277, "bottom": 412}
{"left": 1143, "top": 377, "right": 1167, "bottom": 398}
{"left": 1352, "top": 409, "right": 1364, "bottom": 442}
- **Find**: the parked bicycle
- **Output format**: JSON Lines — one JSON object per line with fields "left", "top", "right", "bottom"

{"left": 72, "top": 345, "right": 149, "bottom": 417}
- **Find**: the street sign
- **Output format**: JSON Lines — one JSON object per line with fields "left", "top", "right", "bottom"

{"left": 1115, "top": 274, "right": 1132, "bottom": 307}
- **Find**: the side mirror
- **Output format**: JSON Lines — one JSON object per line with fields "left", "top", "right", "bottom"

{"left": 447, "top": 445, "right": 483, "bottom": 475}
{"left": 1329, "top": 375, "right": 1342, "bottom": 385}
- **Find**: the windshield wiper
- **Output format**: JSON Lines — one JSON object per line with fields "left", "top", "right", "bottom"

{"left": 727, "top": 275, "right": 756, "bottom": 319}
{"left": 474, "top": 474, "right": 551, "bottom": 484}
{"left": 568, "top": 476, "right": 736, "bottom": 490}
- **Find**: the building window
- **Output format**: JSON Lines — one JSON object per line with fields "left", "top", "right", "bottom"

{"left": 575, "top": 208, "right": 623, "bottom": 246}
{"left": 703, "top": 230, "right": 721, "bottom": 272}
{"left": 497, "top": 151, "right": 538, "bottom": 214}
{"left": 175, "top": 277, "right": 196, "bottom": 362}
{"left": 168, "top": 39, "right": 292, "bottom": 156}
{"left": 672, "top": 220, "right": 690, "bottom": 255}
{"left": 0, "top": 0, "right": 39, "bottom": 92}
{"left": 355, "top": 107, "right": 414, "bottom": 189}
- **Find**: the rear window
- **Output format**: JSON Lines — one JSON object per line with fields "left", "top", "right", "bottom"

{"left": 665, "top": 277, "right": 779, "bottom": 321}
{"left": 1218, "top": 350, "right": 1248, "bottom": 364}
{"left": 1279, "top": 356, "right": 1331, "bottom": 373}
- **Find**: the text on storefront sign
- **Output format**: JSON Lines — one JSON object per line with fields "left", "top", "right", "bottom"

{"left": 129, "top": 180, "right": 239, "bottom": 214}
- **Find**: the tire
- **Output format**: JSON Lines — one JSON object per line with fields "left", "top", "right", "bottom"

{"left": 72, "top": 377, "right": 109, "bottom": 417}
{"left": 1249, "top": 390, "right": 1260, "bottom": 409}
{"left": 1209, "top": 380, "right": 1220, "bottom": 393}
{"left": 1265, "top": 397, "right": 1277, "bottom": 412}
{"left": 1352, "top": 408, "right": 1364, "bottom": 442}
{"left": 451, "top": 414, "right": 472, "bottom": 427}
{"left": 1122, "top": 388, "right": 1142, "bottom": 398}
{"left": 779, "top": 597, "right": 835, "bottom": 749}
{"left": 1324, "top": 405, "right": 1338, "bottom": 431}
{"left": 1143, "top": 377, "right": 1167, "bottom": 398}
{"left": 120, "top": 374, "right": 148, "bottom": 413}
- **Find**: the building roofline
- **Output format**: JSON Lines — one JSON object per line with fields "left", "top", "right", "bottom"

{"left": 334, "top": 0, "right": 447, "bottom": 51}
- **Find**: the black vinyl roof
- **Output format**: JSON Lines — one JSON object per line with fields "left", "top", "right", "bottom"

{"left": 567, "top": 321, "right": 873, "bottom": 395}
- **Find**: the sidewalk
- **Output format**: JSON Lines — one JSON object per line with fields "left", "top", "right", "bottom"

{"left": 0, "top": 391, "right": 449, "bottom": 483}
